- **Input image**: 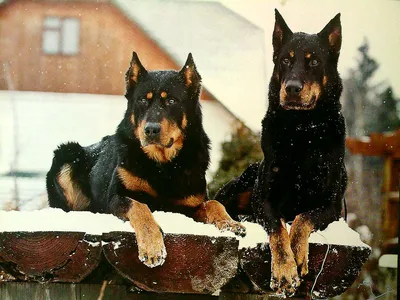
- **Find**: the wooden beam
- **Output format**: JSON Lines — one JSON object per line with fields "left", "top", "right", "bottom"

{"left": 0, "top": 232, "right": 102, "bottom": 282}
{"left": 346, "top": 129, "right": 400, "bottom": 156}
{"left": 102, "top": 232, "right": 239, "bottom": 294}
{"left": 240, "top": 242, "right": 371, "bottom": 299}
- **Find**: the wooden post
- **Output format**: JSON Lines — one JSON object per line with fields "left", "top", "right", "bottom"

{"left": 346, "top": 130, "right": 400, "bottom": 240}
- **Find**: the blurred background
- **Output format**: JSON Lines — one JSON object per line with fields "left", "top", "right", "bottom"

{"left": 0, "top": 0, "right": 398, "bottom": 299}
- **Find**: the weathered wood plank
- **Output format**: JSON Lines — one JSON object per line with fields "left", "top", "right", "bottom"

{"left": 102, "top": 232, "right": 239, "bottom": 294}
{"left": 0, "top": 282, "right": 127, "bottom": 300}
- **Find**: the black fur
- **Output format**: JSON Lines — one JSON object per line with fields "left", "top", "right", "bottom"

{"left": 47, "top": 53, "right": 210, "bottom": 218}
{"left": 216, "top": 10, "right": 347, "bottom": 233}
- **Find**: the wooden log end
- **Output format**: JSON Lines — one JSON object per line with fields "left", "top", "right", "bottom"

{"left": 102, "top": 232, "right": 239, "bottom": 294}
{"left": 239, "top": 242, "right": 371, "bottom": 298}
{"left": 0, "top": 232, "right": 102, "bottom": 283}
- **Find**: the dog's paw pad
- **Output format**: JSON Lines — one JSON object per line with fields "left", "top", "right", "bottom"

{"left": 138, "top": 244, "right": 167, "bottom": 268}
{"left": 270, "top": 260, "right": 300, "bottom": 297}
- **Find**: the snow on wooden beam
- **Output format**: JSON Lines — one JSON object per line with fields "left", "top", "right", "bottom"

{"left": 240, "top": 242, "right": 371, "bottom": 299}
{"left": 0, "top": 209, "right": 371, "bottom": 298}
{"left": 240, "top": 220, "right": 372, "bottom": 298}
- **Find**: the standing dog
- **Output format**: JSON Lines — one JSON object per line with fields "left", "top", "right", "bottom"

{"left": 47, "top": 53, "right": 245, "bottom": 268}
{"left": 216, "top": 10, "right": 347, "bottom": 296}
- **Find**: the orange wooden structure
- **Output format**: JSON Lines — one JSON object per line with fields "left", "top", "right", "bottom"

{"left": 346, "top": 130, "right": 400, "bottom": 240}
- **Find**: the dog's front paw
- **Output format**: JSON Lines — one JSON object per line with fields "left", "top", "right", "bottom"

{"left": 137, "top": 233, "right": 167, "bottom": 268}
{"left": 216, "top": 219, "right": 247, "bottom": 237}
{"left": 291, "top": 237, "right": 309, "bottom": 277}
{"left": 270, "top": 256, "right": 300, "bottom": 298}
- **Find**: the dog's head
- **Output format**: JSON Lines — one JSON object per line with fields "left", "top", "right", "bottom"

{"left": 124, "top": 52, "right": 201, "bottom": 163}
{"left": 272, "top": 9, "right": 342, "bottom": 110}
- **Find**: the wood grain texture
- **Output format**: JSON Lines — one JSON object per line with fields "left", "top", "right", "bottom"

{"left": 102, "top": 232, "right": 239, "bottom": 294}
{"left": 0, "top": 232, "right": 102, "bottom": 283}
{"left": 239, "top": 242, "right": 371, "bottom": 298}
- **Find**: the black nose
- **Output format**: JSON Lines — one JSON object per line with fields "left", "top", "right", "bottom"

{"left": 285, "top": 80, "right": 303, "bottom": 96}
{"left": 144, "top": 122, "right": 161, "bottom": 137}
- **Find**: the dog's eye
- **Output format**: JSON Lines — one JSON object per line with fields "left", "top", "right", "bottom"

{"left": 166, "top": 98, "right": 176, "bottom": 106}
{"left": 282, "top": 58, "right": 291, "bottom": 65}
{"left": 310, "top": 59, "right": 319, "bottom": 67}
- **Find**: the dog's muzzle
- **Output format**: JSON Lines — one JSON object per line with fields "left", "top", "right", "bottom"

{"left": 142, "top": 122, "right": 173, "bottom": 148}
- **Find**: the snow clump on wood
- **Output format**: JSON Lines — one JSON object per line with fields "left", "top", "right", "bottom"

{"left": 0, "top": 209, "right": 369, "bottom": 249}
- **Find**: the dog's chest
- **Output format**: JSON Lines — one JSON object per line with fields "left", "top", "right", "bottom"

{"left": 118, "top": 165, "right": 204, "bottom": 200}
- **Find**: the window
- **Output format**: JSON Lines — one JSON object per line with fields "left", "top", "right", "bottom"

{"left": 42, "top": 16, "right": 80, "bottom": 55}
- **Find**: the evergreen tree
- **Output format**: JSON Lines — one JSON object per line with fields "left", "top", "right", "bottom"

{"left": 366, "top": 87, "right": 400, "bottom": 133}
{"left": 343, "top": 40, "right": 378, "bottom": 137}
{"left": 208, "top": 122, "right": 263, "bottom": 198}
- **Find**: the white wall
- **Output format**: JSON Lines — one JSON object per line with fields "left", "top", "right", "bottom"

{"left": 0, "top": 91, "right": 237, "bottom": 178}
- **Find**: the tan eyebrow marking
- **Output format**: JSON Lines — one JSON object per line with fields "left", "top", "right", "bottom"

{"left": 305, "top": 53, "right": 312, "bottom": 58}
{"left": 289, "top": 50, "right": 295, "bottom": 58}
{"left": 161, "top": 91, "right": 168, "bottom": 98}
{"left": 146, "top": 92, "right": 153, "bottom": 99}
{"left": 323, "top": 75, "right": 328, "bottom": 86}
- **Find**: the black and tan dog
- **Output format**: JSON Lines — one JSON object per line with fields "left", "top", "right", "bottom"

{"left": 216, "top": 10, "right": 347, "bottom": 296}
{"left": 47, "top": 52, "right": 245, "bottom": 268}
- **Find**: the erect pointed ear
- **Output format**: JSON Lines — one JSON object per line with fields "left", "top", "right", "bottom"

{"left": 179, "top": 53, "right": 201, "bottom": 88}
{"left": 125, "top": 52, "right": 148, "bottom": 91}
{"left": 318, "top": 13, "right": 342, "bottom": 55}
{"left": 273, "top": 9, "right": 293, "bottom": 63}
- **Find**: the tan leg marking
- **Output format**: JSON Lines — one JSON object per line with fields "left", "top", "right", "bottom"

{"left": 289, "top": 214, "right": 314, "bottom": 277}
{"left": 126, "top": 199, "right": 166, "bottom": 268}
{"left": 269, "top": 219, "right": 300, "bottom": 297}
{"left": 117, "top": 167, "right": 157, "bottom": 197}
{"left": 193, "top": 200, "right": 246, "bottom": 237}
{"left": 323, "top": 75, "right": 328, "bottom": 87}
{"left": 57, "top": 164, "right": 90, "bottom": 210}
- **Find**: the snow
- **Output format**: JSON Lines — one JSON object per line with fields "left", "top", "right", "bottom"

{"left": 0, "top": 208, "right": 132, "bottom": 235}
{"left": 238, "top": 221, "right": 269, "bottom": 249}
{"left": 0, "top": 209, "right": 370, "bottom": 250}
{"left": 282, "top": 219, "right": 370, "bottom": 248}
{"left": 378, "top": 254, "right": 398, "bottom": 269}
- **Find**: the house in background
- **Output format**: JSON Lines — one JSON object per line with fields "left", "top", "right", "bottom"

{"left": 0, "top": 0, "right": 266, "bottom": 209}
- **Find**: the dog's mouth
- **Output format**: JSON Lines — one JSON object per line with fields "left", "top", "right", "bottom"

{"left": 141, "top": 138, "right": 174, "bottom": 149}
{"left": 281, "top": 96, "right": 317, "bottom": 111}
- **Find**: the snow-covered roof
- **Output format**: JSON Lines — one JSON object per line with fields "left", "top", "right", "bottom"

{"left": 113, "top": 0, "right": 267, "bottom": 131}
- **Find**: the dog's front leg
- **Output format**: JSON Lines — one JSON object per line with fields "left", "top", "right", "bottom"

{"left": 193, "top": 200, "right": 246, "bottom": 237}
{"left": 252, "top": 161, "right": 299, "bottom": 296}
{"left": 289, "top": 214, "right": 314, "bottom": 277}
{"left": 290, "top": 199, "right": 342, "bottom": 277}
{"left": 125, "top": 199, "right": 166, "bottom": 268}
{"left": 269, "top": 219, "right": 300, "bottom": 297}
